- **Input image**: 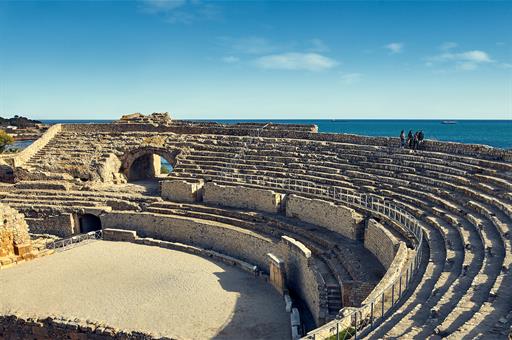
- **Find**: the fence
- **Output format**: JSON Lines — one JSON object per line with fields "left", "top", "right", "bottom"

{"left": 45, "top": 230, "right": 103, "bottom": 252}
{"left": 218, "top": 171, "right": 423, "bottom": 340}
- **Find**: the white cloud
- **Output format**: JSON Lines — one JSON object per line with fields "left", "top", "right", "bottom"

{"left": 309, "top": 38, "right": 329, "bottom": 52}
{"left": 385, "top": 42, "right": 404, "bottom": 54}
{"left": 458, "top": 50, "right": 493, "bottom": 62}
{"left": 255, "top": 53, "right": 338, "bottom": 71}
{"left": 141, "top": 0, "right": 219, "bottom": 24}
{"left": 427, "top": 49, "right": 494, "bottom": 71}
{"left": 340, "top": 73, "right": 362, "bottom": 84}
{"left": 456, "top": 62, "right": 478, "bottom": 71}
{"left": 222, "top": 56, "right": 240, "bottom": 64}
{"left": 440, "top": 42, "right": 458, "bottom": 50}
{"left": 430, "top": 50, "right": 493, "bottom": 63}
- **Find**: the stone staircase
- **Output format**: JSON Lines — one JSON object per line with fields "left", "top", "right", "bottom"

{"left": 4, "top": 124, "right": 511, "bottom": 337}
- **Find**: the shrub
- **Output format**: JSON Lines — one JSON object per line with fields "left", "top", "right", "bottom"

{"left": 326, "top": 327, "right": 356, "bottom": 340}
{"left": 0, "top": 130, "right": 14, "bottom": 153}
{"left": 161, "top": 165, "right": 170, "bottom": 174}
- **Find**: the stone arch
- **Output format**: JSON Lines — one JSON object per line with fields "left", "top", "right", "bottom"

{"left": 120, "top": 147, "right": 181, "bottom": 182}
{"left": 78, "top": 213, "right": 102, "bottom": 233}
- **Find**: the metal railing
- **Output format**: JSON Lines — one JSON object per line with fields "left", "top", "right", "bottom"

{"left": 217, "top": 171, "right": 423, "bottom": 340}
{"left": 45, "top": 230, "right": 103, "bottom": 252}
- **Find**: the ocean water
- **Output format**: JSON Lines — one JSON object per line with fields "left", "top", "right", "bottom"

{"left": 40, "top": 119, "right": 512, "bottom": 149}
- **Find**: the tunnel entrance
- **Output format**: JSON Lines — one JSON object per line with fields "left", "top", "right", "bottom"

{"left": 122, "top": 147, "right": 179, "bottom": 183}
{"left": 127, "top": 153, "right": 175, "bottom": 182}
{"left": 79, "top": 214, "right": 102, "bottom": 233}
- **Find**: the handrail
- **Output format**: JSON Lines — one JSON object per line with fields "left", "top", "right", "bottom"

{"left": 45, "top": 230, "right": 103, "bottom": 252}
{"left": 218, "top": 171, "right": 423, "bottom": 339}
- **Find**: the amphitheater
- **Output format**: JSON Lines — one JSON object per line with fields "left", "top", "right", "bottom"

{"left": 0, "top": 112, "right": 511, "bottom": 339}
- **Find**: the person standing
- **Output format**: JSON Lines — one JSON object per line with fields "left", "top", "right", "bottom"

{"left": 400, "top": 130, "right": 405, "bottom": 148}
{"left": 413, "top": 131, "right": 419, "bottom": 151}
{"left": 418, "top": 130, "right": 425, "bottom": 149}
{"left": 407, "top": 130, "right": 413, "bottom": 148}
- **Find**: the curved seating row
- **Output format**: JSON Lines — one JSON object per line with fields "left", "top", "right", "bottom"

{"left": 9, "top": 127, "right": 512, "bottom": 338}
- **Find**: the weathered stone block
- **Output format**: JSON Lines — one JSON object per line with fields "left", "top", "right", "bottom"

{"left": 364, "top": 219, "right": 399, "bottom": 269}
{"left": 285, "top": 194, "right": 364, "bottom": 240}
{"left": 26, "top": 213, "right": 75, "bottom": 237}
{"left": 161, "top": 179, "right": 204, "bottom": 203}
{"left": 268, "top": 253, "right": 286, "bottom": 294}
{"left": 203, "top": 182, "right": 284, "bottom": 213}
{"left": 14, "top": 243, "right": 32, "bottom": 257}
{"left": 102, "top": 228, "right": 137, "bottom": 242}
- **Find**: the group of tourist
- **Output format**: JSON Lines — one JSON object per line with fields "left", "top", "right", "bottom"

{"left": 399, "top": 130, "right": 425, "bottom": 151}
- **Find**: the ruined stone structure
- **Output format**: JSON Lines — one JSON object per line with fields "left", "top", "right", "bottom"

{"left": 0, "top": 203, "right": 32, "bottom": 263}
{"left": 0, "top": 113, "right": 511, "bottom": 339}
{"left": 0, "top": 203, "right": 52, "bottom": 268}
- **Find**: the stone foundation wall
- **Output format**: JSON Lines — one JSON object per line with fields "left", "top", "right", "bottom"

{"left": 26, "top": 213, "right": 75, "bottom": 237}
{"left": 161, "top": 179, "right": 204, "bottom": 203}
{"left": 100, "top": 211, "right": 326, "bottom": 325}
{"left": 280, "top": 235, "right": 327, "bottom": 326}
{"left": 364, "top": 219, "right": 400, "bottom": 269}
{"left": 203, "top": 182, "right": 284, "bottom": 213}
{"left": 0, "top": 314, "right": 153, "bottom": 339}
{"left": 342, "top": 281, "right": 376, "bottom": 307}
{"left": 362, "top": 242, "right": 410, "bottom": 305}
{"left": 100, "top": 211, "right": 275, "bottom": 269}
{"left": 285, "top": 194, "right": 364, "bottom": 240}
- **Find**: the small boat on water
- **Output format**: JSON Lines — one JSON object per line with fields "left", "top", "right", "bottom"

{"left": 442, "top": 120, "right": 457, "bottom": 125}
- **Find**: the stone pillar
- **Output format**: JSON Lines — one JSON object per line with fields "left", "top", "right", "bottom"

{"left": 151, "top": 154, "right": 161, "bottom": 177}
{"left": 128, "top": 154, "right": 161, "bottom": 181}
{"left": 267, "top": 253, "right": 286, "bottom": 295}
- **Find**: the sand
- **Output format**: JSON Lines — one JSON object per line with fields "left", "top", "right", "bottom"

{"left": 0, "top": 241, "right": 291, "bottom": 339}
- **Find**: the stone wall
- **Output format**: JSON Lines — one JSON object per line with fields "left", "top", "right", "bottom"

{"left": 342, "top": 281, "right": 377, "bottom": 307}
{"left": 11, "top": 124, "right": 63, "bottom": 167}
{"left": 26, "top": 213, "right": 76, "bottom": 237}
{"left": 100, "top": 211, "right": 326, "bottom": 325}
{"left": 308, "top": 242, "right": 412, "bottom": 340}
{"left": 362, "top": 242, "right": 410, "bottom": 305}
{"left": 161, "top": 179, "right": 204, "bottom": 203}
{"left": 0, "top": 314, "right": 154, "bottom": 339}
{"left": 103, "top": 228, "right": 137, "bottom": 242}
{"left": 61, "top": 123, "right": 512, "bottom": 161}
{"left": 100, "top": 211, "right": 278, "bottom": 269}
{"left": 96, "top": 153, "right": 126, "bottom": 184}
{"left": 364, "top": 219, "right": 400, "bottom": 269}
{"left": 203, "top": 182, "right": 284, "bottom": 213}
{"left": 280, "top": 235, "right": 327, "bottom": 325}
{"left": 285, "top": 194, "right": 364, "bottom": 240}
{"left": 0, "top": 203, "right": 34, "bottom": 267}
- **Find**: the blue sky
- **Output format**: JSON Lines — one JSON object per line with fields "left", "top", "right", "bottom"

{"left": 0, "top": 0, "right": 511, "bottom": 120}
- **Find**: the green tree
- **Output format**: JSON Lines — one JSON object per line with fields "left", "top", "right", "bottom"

{"left": 0, "top": 130, "right": 14, "bottom": 153}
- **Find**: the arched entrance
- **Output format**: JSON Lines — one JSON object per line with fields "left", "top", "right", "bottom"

{"left": 79, "top": 214, "right": 102, "bottom": 233}
{"left": 120, "top": 147, "right": 180, "bottom": 182}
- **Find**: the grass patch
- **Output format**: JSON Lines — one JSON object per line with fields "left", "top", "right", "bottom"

{"left": 326, "top": 327, "right": 356, "bottom": 340}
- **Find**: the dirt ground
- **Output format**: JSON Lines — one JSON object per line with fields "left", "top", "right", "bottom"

{"left": 0, "top": 241, "right": 291, "bottom": 339}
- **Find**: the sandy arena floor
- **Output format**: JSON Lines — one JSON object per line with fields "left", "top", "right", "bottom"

{"left": 0, "top": 241, "right": 291, "bottom": 339}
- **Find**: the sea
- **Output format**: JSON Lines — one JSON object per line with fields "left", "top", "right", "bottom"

{"left": 12, "top": 119, "right": 512, "bottom": 150}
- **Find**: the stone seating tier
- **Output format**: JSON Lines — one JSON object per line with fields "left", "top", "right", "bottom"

{"left": 4, "top": 125, "right": 511, "bottom": 338}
